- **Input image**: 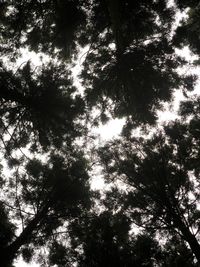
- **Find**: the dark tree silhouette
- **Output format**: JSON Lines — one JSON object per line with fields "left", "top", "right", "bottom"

{"left": 0, "top": 0, "right": 200, "bottom": 266}
{"left": 66, "top": 193, "right": 197, "bottom": 266}
{"left": 69, "top": 211, "right": 163, "bottom": 267}
{"left": 81, "top": 0, "right": 196, "bottom": 125}
{"left": 0, "top": 60, "right": 85, "bottom": 151}
{"left": 0, "top": 0, "right": 88, "bottom": 59}
{"left": 174, "top": 0, "right": 200, "bottom": 58}
{"left": 98, "top": 103, "right": 200, "bottom": 262}
{"left": 1, "top": 0, "right": 196, "bottom": 125}
{"left": 0, "top": 55, "right": 89, "bottom": 266}
{"left": 0, "top": 149, "right": 92, "bottom": 266}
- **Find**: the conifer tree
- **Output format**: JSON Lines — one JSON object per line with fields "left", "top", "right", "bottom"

{"left": 0, "top": 0, "right": 200, "bottom": 266}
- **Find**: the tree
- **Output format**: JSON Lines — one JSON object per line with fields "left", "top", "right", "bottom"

{"left": 0, "top": 148, "right": 92, "bottom": 267}
{"left": 0, "top": 61, "right": 85, "bottom": 150}
{"left": 69, "top": 211, "right": 163, "bottom": 267}
{"left": 66, "top": 189, "right": 197, "bottom": 266}
{"left": 163, "top": 235, "right": 197, "bottom": 266}
{"left": 0, "top": 58, "right": 91, "bottom": 266}
{"left": 0, "top": 0, "right": 89, "bottom": 59}
{"left": 81, "top": 0, "right": 196, "bottom": 125}
{"left": 1, "top": 0, "right": 200, "bottom": 266}
{"left": 1, "top": 0, "right": 196, "bottom": 125}
{"left": 98, "top": 100, "right": 200, "bottom": 262}
{"left": 174, "top": 0, "right": 200, "bottom": 58}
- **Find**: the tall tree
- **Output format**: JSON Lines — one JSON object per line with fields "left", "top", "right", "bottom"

{"left": 0, "top": 0, "right": 88, "bottom": 59}
{"left": 1, "top": 0, "right": 196, "bottom": 125}
{"left": 1, "top": 0, "right": 200, "bottom": 266}
{"left": 0, "top": 1, "right": 92, "bottom": 265}
{"left": 98, "top": 100, "right": 200, "bottom": 262}
{"left": 0, "top": 57, "right": 91, "bottom": 266}
{"left": 81, "top": 0, "right": 196, "bottom": 125}
{"left": 0, "top": 148, "right": 92, "bottom": 267}
{"left": 66, "top": 189, "right": 197, "bottom": 267}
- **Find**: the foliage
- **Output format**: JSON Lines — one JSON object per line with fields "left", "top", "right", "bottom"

{"left": 0, "top": 61, "right": 85, "bottom": 151}
{"left": 81, "top": 0, "right": 196, "bottom": 125}
{"left": 174, "top": 0, "right": 200, "bottom": 57}
{"left": 98, "top": 110, "right": 200, "bottom": 262}
{"left": 0, "top": 0, "right": 200, "bottom": 266}
{"left": 0, "top": 0, "right": 88, "bottom": 59}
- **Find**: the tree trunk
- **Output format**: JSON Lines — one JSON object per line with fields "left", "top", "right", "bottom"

{"left": 0, "top": 202, "right": 50, "bottom": 266}
{"left": 170, "top": 205, "right": 200, "bottom": 263}
{"left": 179, "top": 222, "right": 200, "bottom": 263}
{"left": 161, "top": 188, "right": 200, "bottom": 263}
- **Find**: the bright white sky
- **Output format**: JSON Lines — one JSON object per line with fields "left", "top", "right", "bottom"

{"left": 15, "top": 259, "right": 39, "bottom": 267}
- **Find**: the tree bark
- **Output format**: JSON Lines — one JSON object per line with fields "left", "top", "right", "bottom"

{"left": 168, "top": 202, "right": 200, "bottom": 263}
{"left": 0, "top": 202, "right": 50, "bottom": 266}
{"left": 178, "top": 221, "right": 200, "bottom": 263}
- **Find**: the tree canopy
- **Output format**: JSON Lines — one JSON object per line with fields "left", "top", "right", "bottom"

{"left": 0, "top": 0, "right": 200, "bottom": 266}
